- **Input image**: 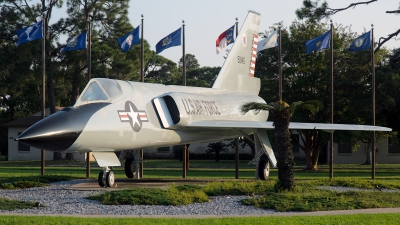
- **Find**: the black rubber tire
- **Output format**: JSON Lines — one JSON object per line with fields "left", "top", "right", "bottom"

{"left": 258, "top": 156, "right": 270, "bottom": 180}
{"left": 124, "top": 157, "right": 136, "bottom": 178}
{"left": 106, "top": 171, "right": 115, "bottom": 187}
{"left": 98, "top": 171, "right": 105, "bottom": 187}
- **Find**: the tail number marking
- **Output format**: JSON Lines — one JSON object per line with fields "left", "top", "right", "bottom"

{"left": 237, "top": 56, "right": 245, "bottom": 64}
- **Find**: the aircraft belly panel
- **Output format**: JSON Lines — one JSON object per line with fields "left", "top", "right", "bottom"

{"left": 176, "top": 130, "right": 244, "bottom": 144}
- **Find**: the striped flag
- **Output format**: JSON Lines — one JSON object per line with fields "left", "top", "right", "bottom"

{"left": 216, "top": 25, "right": 235, "bottom": 54}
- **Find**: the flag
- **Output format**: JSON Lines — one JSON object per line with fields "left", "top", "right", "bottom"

{"left": 216, "top": 25, "right": 235, "bottom": 54}
{"left": 117, "top": 25, "right": 140, "bottom": 52}
{"left": 60, "top": 32, "right": 87, "bottom": 52}
{"left": 305, "top": 30, "right": 331, "bottom": 54}
{"left": 16, "top": 21, "right": 43, "bottom": 45}
{"left": 257, "top": 30, "right": 278, "bottom": 52}
{"left": 156, "top": 28, "right": 181, "bottom": 54}
{"left": 348, "top": 31, "right": 371, "bottom": 52}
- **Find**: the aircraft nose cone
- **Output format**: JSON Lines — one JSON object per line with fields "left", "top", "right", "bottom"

{"left": 17, "top": 103, "right": 109, "bottom": 151}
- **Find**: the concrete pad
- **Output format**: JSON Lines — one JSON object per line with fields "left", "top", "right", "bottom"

{"left": 66, "top": 178, "right": 249, "bottom": 191}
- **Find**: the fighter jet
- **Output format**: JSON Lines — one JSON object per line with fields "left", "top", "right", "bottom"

{"left": 16, "top": 11, "right": 391, "bottom": 187}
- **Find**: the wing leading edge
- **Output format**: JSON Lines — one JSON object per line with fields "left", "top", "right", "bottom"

{"left": 187, "top": 120, "right": 392, "bottom": 132}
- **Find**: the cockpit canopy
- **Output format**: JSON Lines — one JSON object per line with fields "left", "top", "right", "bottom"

{"left": 78, "top": 78, "right": 123, "bottom": 103}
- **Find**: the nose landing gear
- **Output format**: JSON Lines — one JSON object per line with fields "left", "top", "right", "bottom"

{"left": 98, "top": 166, "right": 115, "bottom": 188}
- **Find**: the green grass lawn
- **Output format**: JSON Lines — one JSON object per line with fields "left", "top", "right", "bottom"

{"left": 0, "top": 159, "right": 398, "bottom": 180}
{"left": 0, "top": 158, "right": 399, "bottom": 224}
{"left": 1, "top": 213, "right": 400, "bottom": 225}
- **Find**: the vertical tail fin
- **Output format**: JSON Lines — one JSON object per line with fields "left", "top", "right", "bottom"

{"left": 212, "top": 11, "right": 261, "bottom": 95}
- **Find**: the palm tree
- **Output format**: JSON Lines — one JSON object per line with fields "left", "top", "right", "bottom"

{"left": 206, "top": 142, "right": 229, "bottom": 162}
{"left": 241, "top": 100, "right": 322, "bottom": 190}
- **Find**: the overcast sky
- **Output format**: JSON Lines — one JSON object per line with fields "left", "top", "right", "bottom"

{"left": 128, "top": 0, "right": 399, "bottom": 68}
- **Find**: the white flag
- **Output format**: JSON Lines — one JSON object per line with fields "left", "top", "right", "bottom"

{"left": 257, "top": 30, "right": 278, "bottom": 52}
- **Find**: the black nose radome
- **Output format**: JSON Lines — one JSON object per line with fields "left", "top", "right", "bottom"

{"left": 16, "top": 103, "right": 109, "bottom": 151}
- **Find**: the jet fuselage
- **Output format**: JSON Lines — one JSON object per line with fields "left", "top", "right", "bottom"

{"left": 18, "top": 78, "right": 268, "bottom": 153}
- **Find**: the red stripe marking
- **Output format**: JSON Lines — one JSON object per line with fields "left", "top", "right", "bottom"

{"left": 249, "top": 34, "right": 258, "bottom": 77}
{"left": 216, "top": 32, "right": 226, "bottom": 47}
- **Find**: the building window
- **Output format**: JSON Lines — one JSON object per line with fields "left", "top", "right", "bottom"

{"left": 291, "top": 134, "right": 299, "bottom": 153}
{"left": 388, "top": 139, "right": 400, "bottom": 154}
{"left": 338, "top": 144, "right": 351, "bottom": 154}
{"left": 157, "top": 147, "right": 170, "bottom": 153}
{"left": 18, "top": 132, "right": 30, "bottom": 152}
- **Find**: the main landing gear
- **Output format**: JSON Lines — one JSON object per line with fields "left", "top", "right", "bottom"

{"left": 250, "top": 129, "right": 275, "bottom": 181}
{"left": 98, "top": 166, "right": 115, "bottom": 188}
{"left": 125, "top": 156, "right": 138, "bottom": 178}
{"left": 120, "top": 150, "right": 142, "bottom": 179}
{"left": 258, "top": 155, "right": 270, "bottom": 180}
{"left": 249, "top": 154, "right": 271, "bottom": 180}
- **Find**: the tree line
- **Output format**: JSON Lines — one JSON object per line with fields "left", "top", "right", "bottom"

{"left": 250, "top": 0, "right": 400, "bottom": 190}
{"left": 0, "top": 0, "right": 219, "bottom": 159}
{"left": 1, "top": 1, "right": 399, "bottom": 170}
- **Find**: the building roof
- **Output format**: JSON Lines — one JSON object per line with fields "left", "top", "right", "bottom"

{"left": 1, "top": 107, "right": 64, "bottom": 127}
{"left": 1, "top": 116, "right": 42, "bottom": 127}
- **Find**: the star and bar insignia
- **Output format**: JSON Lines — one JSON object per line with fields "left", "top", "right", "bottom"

{"left": 117, "top": 101, "right": 148, "bottom": 132}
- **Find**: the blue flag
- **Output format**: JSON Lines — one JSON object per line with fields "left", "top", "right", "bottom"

{"left": 305, "top": 30, "right": 331, "bottom": 54}
{"left": 117, "top": 26, "right": 140, "bottom": 52}
{"left": 16, "top": 21, "right": 43, "bottom": 45}
{"left": 156, "top": 28, "right": 181, "bottom": 54}
{"left": 348, "top": 31, "right": 371, "bottom": 52}
{"left": 60, "top": 32, "right": 87, "bottom": 52}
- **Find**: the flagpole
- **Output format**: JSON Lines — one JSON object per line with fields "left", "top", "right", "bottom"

{"left": 329, "top": 20, "right": 334, "bottom": 179}
{"left": 41, "top": 5, "right": 46, "bottom": 176}
{"left": 371, "top": 24, "right": 376, "bottom": 179}
{"left": 182, "top": 20, "right": 188, "bottom": 179}
{"left": 140, "top": 14, "right": 144, "bottom": 178}
{"left": 140, "top": 15, "right": 144, "bottom": 83}
{"left": 182, "top": 20, "right": 186, "bottom": 86}
{"left": 87, "top": 15, "right": 92, "bottom": 81}
{"left": 278, "top": 22, "right": 282, "bottom": 102}
{"left": 86, "top": 14, "right": 92, "bottom": 178}
{"left": 235, "top": 17, "right": 238, "bottom": 38}
{"left": 235, "top": 16, "right": 239, "bottom": 179}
